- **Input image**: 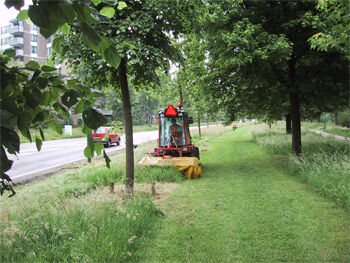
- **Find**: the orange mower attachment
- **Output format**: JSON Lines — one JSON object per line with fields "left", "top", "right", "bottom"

{"left": 138, "top": 156, "right": 202, "bottom": 179}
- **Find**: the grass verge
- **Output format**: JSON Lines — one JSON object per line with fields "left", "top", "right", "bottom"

{"left": 135, "top": 125, "right": 350, "bottom": 262}
{"left": 0, "top": 124, "right": 231, "bottom": 262}
{"left": 251, "top": 123, "right": 350, "bottom": 208}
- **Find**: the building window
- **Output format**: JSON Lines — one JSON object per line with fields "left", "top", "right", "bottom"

{"left": 19, "top": 21, "right": 24, "bottom": 26}
{"left": 31, "top": 34, "right": 37, "bottom": 42}
{"left": 31, "top": 24, "right": 37, "bottom": 31}
{"left": 2, "top": 37, "right": 12, "bottom": 45}
{"left": 31, "top": 46, "right": 37, "bottom": 54}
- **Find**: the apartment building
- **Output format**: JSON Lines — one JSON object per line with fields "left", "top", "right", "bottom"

{"left": 1, "top": 18, "right": 51, "bottom": 63}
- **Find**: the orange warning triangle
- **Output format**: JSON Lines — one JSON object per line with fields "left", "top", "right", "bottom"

{"left": 165, "top": 105, "right": 177, "bottom": 116}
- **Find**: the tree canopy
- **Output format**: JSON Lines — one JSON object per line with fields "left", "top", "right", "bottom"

{"left": 198, "top": 0, "right": 349, "bottom": 154}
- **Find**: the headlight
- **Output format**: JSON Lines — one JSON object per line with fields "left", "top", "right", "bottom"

{"left": 183, "top": 147, "right": 188, "bottom": 151}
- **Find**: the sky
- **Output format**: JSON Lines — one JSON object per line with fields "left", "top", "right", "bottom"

{"left": 0, "top": 0, "right": 32, "bottom": 27}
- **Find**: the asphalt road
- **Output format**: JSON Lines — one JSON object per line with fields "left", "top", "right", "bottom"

{"left": 8, "top": 130, "right": 158, "bottom": 183}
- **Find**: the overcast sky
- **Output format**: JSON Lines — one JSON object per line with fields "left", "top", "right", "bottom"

{"left": 0, "top": 1, "right": 32, "bottom": 27}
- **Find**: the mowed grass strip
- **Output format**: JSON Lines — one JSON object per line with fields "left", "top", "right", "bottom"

{"left": 136, "top": 126, "right": 350, "bottom": 262}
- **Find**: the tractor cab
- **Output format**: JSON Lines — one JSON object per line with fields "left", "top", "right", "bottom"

{"left": 151, "top": 103, "right": 199, "bottom": 159}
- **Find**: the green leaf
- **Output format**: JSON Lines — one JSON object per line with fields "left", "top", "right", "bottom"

{"left": 103, "top": 150, "right": 111, "bottom": 169}
{"left": 35, "top": 137, "right": 42, "bottom": 151}
{"left": 17, "top": 111, "right": 32, "bottom": 142}
{"left": 98, "top": 36, "right": 112, "bottom": 53}
{"left": 91, "top": 0, "right": 102, "bottom": 6}
{"left": 35, "top": 77, "right": 49, "bottom": 89}
{"left": 26, "top": 60, "right": 40, "bottom": 70}
{"left": 82, "top": 125, "right": 92, "bottom": 134}
{"left": 94, "top": 142, "right": 104, "bottom": 155}
{"left": 24, "top": 88, "right": 42, "bottom": 108}
{"left": 0, "top": 146, "right": 13, "bottom": 173}
{"left": 49, "top": 76, "right": 64, "bottom": 86}
{"left": 53, "top": 102, "right": 70, "bottom": 118}
{"left": 1, "top": 127, "right": 20, "bottom": 154}
{"left": 33, "top": 110, "right": 49, "bottom": 122}
{"left": 73, "top": 2, "right": 97, "bottom": 25}
{"left": 28, "top": 2, "right": 76, "bottom": 38}
{"left": 3, "top": 49, "right": 15, "bottom": 57}
{"left": 84, "top": 146, "right": 93, "bottom": 158}
{"left": 48, "top": 121, "right": 62, "bottom": 135}
{"left": 83, "top": 108, "right": 107, "bottom": 130}
{"left": 5, "top": 0, "right": 24, "bottom": 10}
{"left": 62, "top": 90, "right": 80, "bottom": 108}
{"left": 84, "top": 134, "right": 94, "bottom": 158}
{"left": 0, "top": 97, "right": 19, "bottom": 115}
{"left": 17, "top": 111, "right": 32, "bottom": 132}
{"left": 20, "top": 128, "right": 32, "bottom": 142}
{"left": 103, "top": 45, "right": 121, "bottom": 69}
{"left": 74, "top": 100, "right": 85, "bottom": 114}
{"left": 39, "top": 128, "right": 45, "bottom": 141}
{"left": 80, "top": 21, "right": 100, "bottom": 47}
{"left": 0, "top": 110, "right": 14, "bottom": 129}
{"left": 117, "top": 1, "right": 127, "bottom": 10}
{"left": 41, "top": 65, "right": 57, "bottom": 72}
{"left": 99, "top": 7, "right": 115, "bottom": 18}
{"left": 59, "top": 23, "right": 71, "bottom": 35}
{"left": 17, "top": 10, "right": 28, "bottom": 21}
{"left": 82, "top": 35, "right": 98, "bottom": 51}
{"left": 52, "top": 35, "right": 64, "bottom": 52}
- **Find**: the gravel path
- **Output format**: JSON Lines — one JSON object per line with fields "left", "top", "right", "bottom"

{"left": 310, "top": 129, "right": 350, "bottom": 143}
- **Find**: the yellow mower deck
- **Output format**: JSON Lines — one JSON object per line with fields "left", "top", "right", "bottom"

{"left": 138, "top": 156, "right": 202, "bottom": 179}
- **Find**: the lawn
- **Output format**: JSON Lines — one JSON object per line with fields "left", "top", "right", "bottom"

{"left": 1, "top": 123, "right": 349, "bottom": 262}
{"left": 135, "top": 125, "right": 350, "bottom": 262}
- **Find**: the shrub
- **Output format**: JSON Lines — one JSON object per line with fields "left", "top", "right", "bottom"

{"left": 338, "top": 108, "right": 350, "bottom": 128}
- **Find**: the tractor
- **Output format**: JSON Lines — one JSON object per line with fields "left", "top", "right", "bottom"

{"left": 138, "top": 103, "right": 202, "bottom": 178}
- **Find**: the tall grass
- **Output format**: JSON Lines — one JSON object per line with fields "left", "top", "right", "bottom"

{"left": 0, "top": 194, "right": 162, "bottom": 262}
{"left": 251, "top": 124, "right": 350, "bottom": 208}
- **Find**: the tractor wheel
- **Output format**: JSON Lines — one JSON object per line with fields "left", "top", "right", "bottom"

{"left": 192, "top": 147, "right": 200, "bottom": 160}
{"left": 106, "top": 140, "right": 111, "bottom": 148}
{"left": 116, "top": 139, "right": 120, "bottom": 146}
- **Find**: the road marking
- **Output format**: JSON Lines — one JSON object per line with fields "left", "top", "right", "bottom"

{"left": 11, "top": 157, "right": 85, "bottom": 180}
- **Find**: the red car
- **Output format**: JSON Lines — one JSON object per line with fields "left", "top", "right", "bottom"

{"left": 91, "top": 127, "right": 121, "bottom": 147}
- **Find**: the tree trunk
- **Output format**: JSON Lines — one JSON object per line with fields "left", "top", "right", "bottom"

{"left": 198, "top": 118, "right": 201, "bottom": 138}
{"left": 290, "top": 92, "right": 301, "bottom": 155}
{"left": 286, "top": 113, "right": 292, "bottom": 134}
{"left": 178, "top": 83, "right": 183, "bottom": 105}
{"left": 334, "top": 111, "right": 338, "bottom": 126}
{"left": 119, "top": 58, "right": 134, "bottom": 196}
{"left": 288, "top": 47, "right": 301, "bottom": 155}
{"left": 268, "top": 122, "right": 271, "bottom": 129}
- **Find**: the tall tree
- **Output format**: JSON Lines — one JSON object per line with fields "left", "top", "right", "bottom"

{"left": 58, "top": 0, "right": 191, "bottom": 194}
{"left": 202, "top": 0, "right": 349, "bottom": 154}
